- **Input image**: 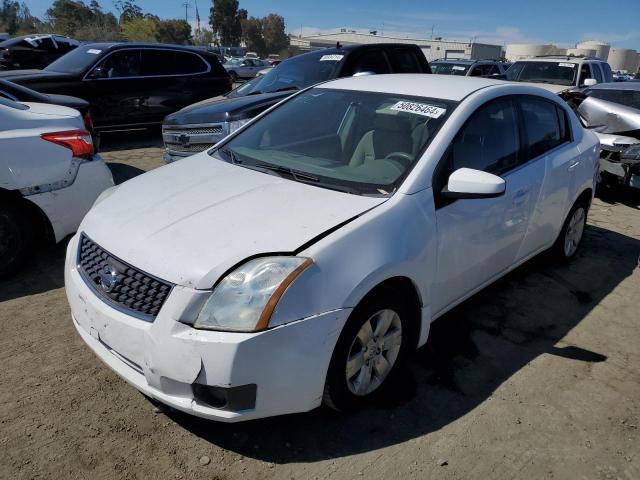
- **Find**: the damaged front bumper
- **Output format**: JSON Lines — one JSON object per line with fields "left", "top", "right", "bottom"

{"left": 596, "top": 134, "right": 640, "bottom": 189}
{"left": 64, "top": 234, "right": 350, "bottom": 422}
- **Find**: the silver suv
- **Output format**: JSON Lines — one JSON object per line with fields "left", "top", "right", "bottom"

{"left": 506, "top": 56, "right": 614, "bottom": 91}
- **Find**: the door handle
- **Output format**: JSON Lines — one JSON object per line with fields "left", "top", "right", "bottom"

{"left": 568, "top": 160, "right": 580, "bottom": 171}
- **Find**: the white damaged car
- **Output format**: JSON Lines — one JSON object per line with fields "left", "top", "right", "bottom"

{"left": 65, "top": 75, "right": 598, "bottom": 422}
{"left": 0, "top": 96, "right": 113, "bottom": 277}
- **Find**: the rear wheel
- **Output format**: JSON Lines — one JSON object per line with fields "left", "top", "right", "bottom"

{"left": 551, "top": 198, "right": 588, "bottom": 261}
{"left": 0, "top": 203, "right": 31, "bottom": 279}
{"left": 323, "top": 287, "right": 413, "bottom": 411}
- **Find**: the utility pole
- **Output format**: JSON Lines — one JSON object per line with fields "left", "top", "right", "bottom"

{"left": 182, "top": 1, "right": 189, "bottom": 22}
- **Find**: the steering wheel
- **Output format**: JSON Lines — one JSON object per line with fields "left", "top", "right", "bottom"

{"left": 384, "top": 152, "right": 414, "bottom": 168}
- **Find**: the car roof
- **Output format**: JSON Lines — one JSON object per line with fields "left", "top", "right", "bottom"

{"left": 517, "top": 57, "right": 603, "bottom": 64}
{"left": 588, "top": 81, "right": 640, "bottom": 91}
{"left": 82, "top": 42, "right": 211, "bottom": 53}
{"left": 284, "top": 43, "right": 420, "bottom": 62}
{"left": 318, "top": 74, "right": 503, "bottom": 101}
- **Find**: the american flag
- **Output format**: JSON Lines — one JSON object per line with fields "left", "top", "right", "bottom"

{"left": 195, "top": 2, "right": 201, "bottom": 30}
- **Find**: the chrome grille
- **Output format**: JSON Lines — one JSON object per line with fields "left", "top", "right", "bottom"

{"left": 164, "top": 126, "right": 225, "bottom": 135}
{"left": 77, "top": 234, "right": 173, "bottom": 320}
{"left": 164, "top": 142, "right": 213, "bottom": 153}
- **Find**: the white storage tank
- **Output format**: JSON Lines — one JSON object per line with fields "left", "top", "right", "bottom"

{"left": 576, "top": 40, "right": 610, "bottom": 60}
{"left": 608, "top": 48, "right": 638, "bottom": 72}
{"left": 567, "top": 47, "right": 597, "bottom": 57}
{"left": 505, "top": 44, "right": 555, "bottom": 61}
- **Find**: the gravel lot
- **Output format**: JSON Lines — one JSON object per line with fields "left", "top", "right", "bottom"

{"left": 1, "top": 133, "right": 639, "bottom": 480}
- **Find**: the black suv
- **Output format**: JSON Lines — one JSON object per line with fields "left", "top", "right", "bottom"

{"left": 0, "top": 34, "right": 79, "bottom": 70}
{"left": 162, "top": 43, "right": 431, "bottom": 162}
{"left": 0, "top": 43, "right": 232, "bottom": 130}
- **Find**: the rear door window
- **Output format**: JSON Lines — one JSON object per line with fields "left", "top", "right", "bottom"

{"left": 141, "top": 50, "right": 208, "bottom": 76}
{"left": 519, "top": 97, "right": 565, "bottom": 159}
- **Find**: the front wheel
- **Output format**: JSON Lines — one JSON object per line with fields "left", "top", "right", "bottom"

{"left": 551, "top": 198, "right": 588, "bottom": 261}
{"left": 323, "top": 287, "right": 413, "bottom": 411}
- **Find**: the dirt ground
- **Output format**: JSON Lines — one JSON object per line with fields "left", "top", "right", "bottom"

{"left": 1, "top": 131, "right": 639, "bottom": 480}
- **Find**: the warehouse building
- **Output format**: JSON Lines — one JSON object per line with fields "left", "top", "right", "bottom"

{"left": 290, "top": 31, "right": 503, "bottom": 61}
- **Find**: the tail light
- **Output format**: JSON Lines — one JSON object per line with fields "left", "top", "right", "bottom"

{"left": 41, "top": 129, "right": 94, "bottom": 159}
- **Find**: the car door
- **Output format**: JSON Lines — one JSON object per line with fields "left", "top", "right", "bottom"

{"left": 83, "top": 48, "right": 145, "bottom": 127}
{"left": 136, "top": 49, "right": 210, "bottom": 124}
{"left": 517, "top": 96, "right": 576, "bottom": 253}
{"left": 431, "top": 97, "right": 544, "bottom": 315}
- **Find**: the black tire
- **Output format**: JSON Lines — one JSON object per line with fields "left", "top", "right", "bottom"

{"left": 550, "top": 197, "right": 589, "bottom": 261}
{"left": 0, "top": 203, "right": 32, "bottom": 279}
{"left": 323, "top": 286, "right": 415, "bottom": 412}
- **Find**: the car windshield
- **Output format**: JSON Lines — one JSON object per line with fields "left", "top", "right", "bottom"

{"left": 213, "top": 89, "right": 454, "bottom": 195}
{"left": 430, "top": 63, "right": 471, "bottom": 76}
{"left": 44, "top": 45, "right": 105, "bottom": 74}
{"left": 585, "top": 88, "right": 640, "bottom": 110}
{"left": 506, "top": 61, "right": 577, "bottom": 86}
{"left": 226, "top": 53, "right": 342, "bottom": 98}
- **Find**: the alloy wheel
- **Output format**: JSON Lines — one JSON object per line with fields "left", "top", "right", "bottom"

{"left": 345, "top": 309, "right": 402, "bottom": 396}
{"left": 564, "top": 207, "right": 585, "bottom": 257}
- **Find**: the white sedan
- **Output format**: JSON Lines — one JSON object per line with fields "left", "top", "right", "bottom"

{"left": 0, "top": 97, "right": 113, "bottom": 277}
{"left": 65, "top": 75, "right": 598, "bottom": 422}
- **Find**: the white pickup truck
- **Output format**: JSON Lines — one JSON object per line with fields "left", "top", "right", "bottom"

{"left": 0, "top": 96, "right": 113, "bottom": 277}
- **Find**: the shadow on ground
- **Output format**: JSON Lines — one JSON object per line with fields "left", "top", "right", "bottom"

{"left": 99, "top": 127, "right": 163, "bottom": 152}
{"left": 167, "top": 224, "right": 638, "bottom": 463}
{"left": 596, "top": 183, "right": 640, "bottom": 209}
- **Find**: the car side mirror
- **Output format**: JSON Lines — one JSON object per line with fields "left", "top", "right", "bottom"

{"left": 582, "top": 78, "right": 597, "bottom": 87}
{"left": 442, "top": 168, "right": 506, "bottom": 199}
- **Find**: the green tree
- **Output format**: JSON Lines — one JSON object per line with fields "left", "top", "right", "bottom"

{"left": 120, "top": 15, "right": 156, "bottom": 42}
{"left": 155, "top": 19, "right": 192, "bottom": 45}
{"left": 45, "top": 0, "right": 94, "bottom": 36}
{"left": 240, "top": 17, "right": 265, "bottom": 56}
{"left": 262, "top": 14, "right": 288, "bottom": 54}
{"left": 209, "top": 0, "right": 241, "bottom": 46}
{"left": 114, "top": 0, "right": 142, "bottom": 24}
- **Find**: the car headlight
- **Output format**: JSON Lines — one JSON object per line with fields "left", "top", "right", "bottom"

{"left": 194, "top": 256, "right": 313, "bottom": 332}
{"left": 227, "top": 118, "right": 252, "bottom": 134}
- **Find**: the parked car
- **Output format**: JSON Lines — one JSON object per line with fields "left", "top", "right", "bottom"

{"left": 504, "top": 56, "right": 614, "bottom": 93}
{"left": 430, "top": 59, "right": 505, "bottom": 77}
{"left": 0, "top": 34, "right": 79, "bottom": 70}
{"left": 0, "top": 96, "right": 113, "bottom": 278}
{"left": 564, "top": 82, "right": 640, "bottom": 189}
{"left": 163, "top": 43, "right": 432, "bottom": 162}
{"left": 245, "top": 52, "right": 259, "bottom": 59}
{"left": 0, "top": 78, "right": 93, "bottom": 130}
{"left": 0, "top": 43, "right": 232, "bottom": 131}
{"left": 67, "top": 75, "right": 598, "bottom": 422}
{"left": 224, "top": 58, "right": 269, "bottom": 81}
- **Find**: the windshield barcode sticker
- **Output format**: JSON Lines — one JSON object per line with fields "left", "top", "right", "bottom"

{"left": 390, "top": 101, "right": 446, "bottom": 118}
{"left": 452, "top": 65, "right": 466, "bottom": 71}
{"left": 320, "top": 54, "right": 344, "bottom": 62}
{"left": 559, "top": 62, "right": 575, "bottom": 68}
{"left": 87, "top": 48, "right": 102, "bottom": 55}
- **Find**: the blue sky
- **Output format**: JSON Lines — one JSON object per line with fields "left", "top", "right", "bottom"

{"left": 25, "top": 0, "right": 640, "bottom": 49}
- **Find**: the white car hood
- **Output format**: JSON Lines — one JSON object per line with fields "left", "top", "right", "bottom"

{"left": 81, "top": 153, "right": 386, "bottom": 289}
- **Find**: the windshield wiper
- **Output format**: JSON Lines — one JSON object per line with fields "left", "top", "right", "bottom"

{"left": 255, "top": 163, "right": 320, "bottom": 182}
{"left": 246, "top": 90, "right": 263, "bottom": 96}
{"left": 219, "top": 148, "right": 286, "bottom": 178}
